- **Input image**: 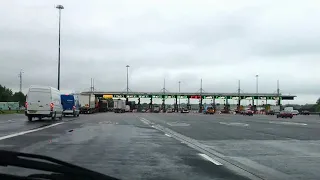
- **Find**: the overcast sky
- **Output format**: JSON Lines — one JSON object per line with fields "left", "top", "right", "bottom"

{"left": 1, "top": 0, "right": 319, "bottom": 104}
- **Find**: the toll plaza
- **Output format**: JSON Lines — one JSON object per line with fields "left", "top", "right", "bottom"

{"left": 81, "top": 91, "right": 296, "bottom": 113}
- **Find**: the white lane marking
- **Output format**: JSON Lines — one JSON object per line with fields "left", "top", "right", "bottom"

{"left": 0, "top": 122, "right": 64, "bottom": 141}
{"left": 219, "top": 122, "right": 249, "bottom": 127}
{"left": 167, "top": 122, "right": 190, "bottom": 126}
{"left": 269, "top": 121, "right": 307, "bottom": 126}
{"left": 165, "top": 133, "right": 171, "bottom": 137}
{"left": 198, "top": 153, "right": 223, "bottom": 165}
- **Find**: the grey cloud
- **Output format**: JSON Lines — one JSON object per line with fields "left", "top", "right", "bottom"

{"left": 1, "top": 0, "right": 320, "bottom": 105}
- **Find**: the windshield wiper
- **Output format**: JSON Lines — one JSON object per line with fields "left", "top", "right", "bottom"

{"left": 0, "top": 150, "right": 120, "bottom": 180}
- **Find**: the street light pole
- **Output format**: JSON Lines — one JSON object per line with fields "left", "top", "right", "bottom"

{"left": 18, "top": 69, "right": 24, "bottom": 92}
{"left": 56, "top": 5, "right": 64, "bottom": 90}
{"left": 126, "top": 65, "right": 130, "bottom": 96}
{"left": 178, "top": 81, "right": 181, "bottom": 109}
{"left": 256, "top": 74, "right": 259, "bottom": 107}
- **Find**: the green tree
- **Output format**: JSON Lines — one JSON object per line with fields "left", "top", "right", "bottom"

{"left": 0, "top": 85, "right": 26, "bottom": 106}
{"left": 12, "top": 92, "right": 26, "bottom": 106}
{"left": 0, "top": 85, "right": 13, "bottom": 102}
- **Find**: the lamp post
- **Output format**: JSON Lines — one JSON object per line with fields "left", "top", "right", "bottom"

{"left": 178, "top": 81, "right": 181, "bottom": 110}
{"left": 126, "top": 65, "right": 130, "bottom": 96}
{"left": 256, "top": 74, "right": 259, "bottom": 108}
{"left": 56, "top": 5, "right": 64, "bottom": 90}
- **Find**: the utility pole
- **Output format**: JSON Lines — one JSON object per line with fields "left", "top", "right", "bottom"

{"left": 56, "top": 5, "right": 64, "bottom": 90}
{"left": 93, "top": 78, "right": 95, "bottom": 92}
{"left": 178, "top": 81, "right": 181, "bottom": 109}
{"left": 90, "top": 78, "right": 93, "bottom": 92}
{"left": 18, "top": 69, "right": 23, "bottom": 92}
{"left": 277, "top": 80, "right": 281, "bottom": 108}
{"left": 237, "top": 80, "right": 241, "bottom": 111}
{"left": 199, "top": 79, "right": 204, "bottom": 113}
{"left": 200, "top": 79, "right": 203, "bottom": 95}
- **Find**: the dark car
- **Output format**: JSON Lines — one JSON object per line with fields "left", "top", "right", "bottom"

{"left": 266, "top": 110, "right": 275, "bottom": 115}
{"left": 277, "top": 111, "right": 293, "bottom": 118}
{"left": 301, "top": 110, "right": 310, "bottom": 115}
{"left": 243, "top": 109, "right": 253, "bottom": 116}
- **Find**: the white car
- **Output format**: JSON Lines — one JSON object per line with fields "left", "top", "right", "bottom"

{"left": 291, "top": 110, "right": 299, "bottom": 115}
{"left": 181, "top": 108, "right": 189, "bottom": 113}
{"left": 25, "top": 85, "right": 63, "bottom": 121}
{"left": 167, "top": 108, "right": 173, "bottom": 113}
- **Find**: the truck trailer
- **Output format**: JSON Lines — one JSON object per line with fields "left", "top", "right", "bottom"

{"left": 114, "top": 99, "right": 126, "bottom": 113}
{"left": 79, "top": 94, "right": 96, "bottom": 114}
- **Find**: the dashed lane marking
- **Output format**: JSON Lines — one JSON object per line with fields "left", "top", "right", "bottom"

{"left": 219, "top": 122, "right": 249, "bottom": 127}
{"left": 198, "top": 153, "right": 223, "bottom": 165}
{"left": 269, "top": 121, "right": 307, "bottom": 126}
{"left": 0, "top": 122, "right": 65, "bottom": 141}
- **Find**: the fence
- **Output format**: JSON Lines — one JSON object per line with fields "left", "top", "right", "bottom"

{"left": 0, "top": 102, "right": 20, "bottom": 110}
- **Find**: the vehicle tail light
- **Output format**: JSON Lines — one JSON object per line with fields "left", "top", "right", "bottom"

{"left": 50, "top": 103, "right": 54, "bottom": 111}
{"left": 25, "top": 102, "right": 28, "bottom": 108}
{"left": 72, "top": 106, "right": 76, "bottom": 110}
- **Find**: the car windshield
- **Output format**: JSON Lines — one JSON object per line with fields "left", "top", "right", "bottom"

{"left": 1, "top": 1, "right": 319, "bottom": 180}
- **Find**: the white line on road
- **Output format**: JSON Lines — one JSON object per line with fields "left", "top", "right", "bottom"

{"left": 219, "top": 122, "right": 249, "bottom": 127}
{"left": 0, "top": 122, "right": 65, "bottom": 141}
{"left": 269, "top": 121, "right": 307, "bottom": 126}
{"left": 198, "top": 153, "right": 223, "bottom": 165}
{"left": 165, "top": 133, "right": 171, "bottom": 137}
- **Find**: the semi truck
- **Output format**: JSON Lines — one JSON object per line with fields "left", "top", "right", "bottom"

{"left": 79, "top": 94, "right": 96, "bottom": 114}
{"left": 114, "top": 99, "right": 126, "bottom": 113}
{"left": 98, "top": 99, "right": 109, "bottom": 112}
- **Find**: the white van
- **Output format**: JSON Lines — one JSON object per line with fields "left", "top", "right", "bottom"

{"left": 25, "top": 85, "right": 63, "bottom": 121}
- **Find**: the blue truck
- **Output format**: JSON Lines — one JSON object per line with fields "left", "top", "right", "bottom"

{"left": 61, "top": 94, "right": 80, "bottom": 117}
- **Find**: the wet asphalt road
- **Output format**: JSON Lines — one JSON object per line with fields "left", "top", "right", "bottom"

{"left": 0, "top": 113, "right": 319, "bottom": 180}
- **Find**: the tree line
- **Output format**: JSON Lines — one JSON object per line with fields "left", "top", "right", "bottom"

{"left": 0, "top": 85, "right": 26, "bottom": 106}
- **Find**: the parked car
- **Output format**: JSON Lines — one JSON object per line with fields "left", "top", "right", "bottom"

{"left": 291, "top": 110, "right": 299, "bottom": 116}
{"left": 277, "top": 111, "right": 293, "bottom": 118}
{"left": 203, "top": 106, "right": 215, "bottom": 114}
{"left": 166, "top": 108, "right": 173, "bottom": 113}
{"left": 25, "top": 85, "right": 63, "bottom": 121}
{"left": 300, "top": 110, "right": 310, "bottom": 115}
{"left": 181, "top": 108, "right": 189, "bottom": 113}
{"left": 266, "top": 110, "right": 275, "bottom": 115}
{"left": 243, "top": 109, "right": 253, "bottom": 116}
{"left": 61, "top": 94, "right": 80, "bottom": 117}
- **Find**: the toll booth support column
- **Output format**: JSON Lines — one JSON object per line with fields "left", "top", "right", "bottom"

{"left": 149, "top": 97, "right": 153, "bottom": 112}
{"left": 138, "top": 98, "right": 141, "bottom": 112}
{"left": 199, "top": 97, "right": 203, "bottom": 113}
{"left": 126, "top": 97, "right": 129, "bottom": 105}
{"left": 252, "top": 98, "right": 255, "bottom": 112}
{"left": 278, "top": 99, "right": 282, "bottom": 110}
{"left": 237, "top": 98, "right": 241, "bottom": 112}
{"left": 162, "top": 97, "right": 166, "bottom": 112}
{"left": 187, "top": 98, "right": 191, "bottom": 110}
{"left": 225, "top": 99, "right": 229, "bottom": 112}
{"left": 174, "top": 96, "right": 178, "bottom": 112}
